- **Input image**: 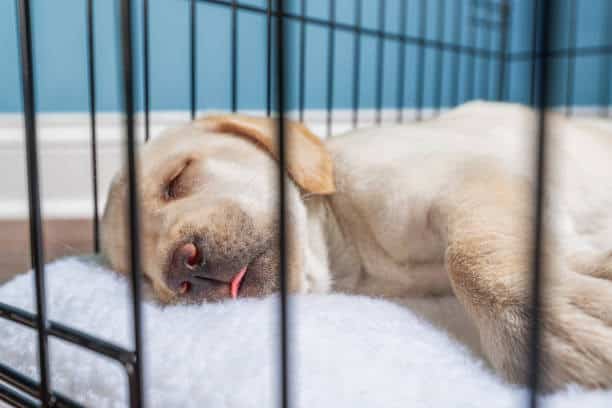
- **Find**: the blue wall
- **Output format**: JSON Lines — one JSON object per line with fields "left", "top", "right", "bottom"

{"left": 0, "top": 0, "right": 610, "bottom": 113}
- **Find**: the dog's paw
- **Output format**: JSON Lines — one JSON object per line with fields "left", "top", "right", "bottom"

{"left": 481, "top": 273, "right": 612, "bottom": 391}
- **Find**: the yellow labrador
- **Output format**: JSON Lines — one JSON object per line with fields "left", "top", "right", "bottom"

{"left": 102, "top": 101, "right": 612, "bottom": 390}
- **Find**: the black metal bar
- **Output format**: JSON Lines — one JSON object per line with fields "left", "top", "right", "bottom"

{"left": 450, "top": 0, "right": 462, "bottom": 106}
{"left": 466, "top": 1, "right": 477, "bottom": 101}
{"left": 195, "top": 0, "right": 505, "bottom": 59}
{"left": 297, "top": 0, "right": 305, "bottom": 122}
{"left": 119, "top": 0, "right": 145, "bottom": 405}
{"left": 86, "top": 0, "right": 100, "bottom": 252}
{"left": 501, "top": 1, "right": 512, "bottom": 101}
{"left": 0, "top": 365, "right": 43, "bottom": 404}
{"left": 231, "top": 0, "right": 238, "bottom": 112}
{"left": 529, "top": 0, "right": 539, "bottom": 107}
{"left": 0, "top": 383, "right": 38, "bottom": 408}
{"left": 0, "top": 363, "right": 83, "bottom": 408}
{"left": 528, "top": 0, "right": 554, "bottom": 406}
{"left": 190, "top": 0, "right": 197, "bottom": 119}
{"left": 126, "top": 363, "right": 141, "bottom": 408}
{"left": 434, "top": 0, "right": 445, "bottom": 114}
{"left": 266, "top": 0, "right": 272, "bottom": 117}
{"left": 274, "top": 0, "right": 289, "bottom": 406}
{"left": 482, "top": 10, "right": 492, "bottom": 99}
{"left": 15, "top": 0, "right": 51, "bottom": 405}
{"left": 49, "top": 325, "right": 135, "bottom": 366}
{"left": 415, "top": 0, "right": 427, "bottom": 120}
{"left": 351, "top": 0, "right": 361, "bottom": 128}
{"left": 496, "top": 1, "right": 509, "bottom": 101}
{"left": 513, "top": 44, "right": 612, "bottom": 61}
{"left": 374, "top": 0, "right": 385, "bottom": 125}
{"left": 396, "top": 0, "right": 407, "bottom": 122}
{"left": 602, "top": 1, "right": 611, "bottom": 117}
{"left": 565, "top": 0, "right": 577, "bottom": 116}
{"left": 325, "top": 0, "right": 335, "bottom": 137}
{"left": 0, "top": 301, "right": 136, "bottom": 364}
{"left": 143, "top": 0, "right": 151, "bottom": 138}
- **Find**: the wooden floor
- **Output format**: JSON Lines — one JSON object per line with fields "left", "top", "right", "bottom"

{"left": 0, "top": 219, "right": 93, "bottom": 284}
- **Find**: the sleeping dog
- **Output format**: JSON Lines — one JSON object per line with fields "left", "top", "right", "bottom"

{"left": 101, "top": 101, "right": 612, "bottom": 391}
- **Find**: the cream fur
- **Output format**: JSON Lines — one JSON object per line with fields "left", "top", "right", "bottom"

{"left": 102, "top": 101, "right": 612, "bottom": 390}
{"left": 311, "top": 101, "right": 612, "bottom": 390}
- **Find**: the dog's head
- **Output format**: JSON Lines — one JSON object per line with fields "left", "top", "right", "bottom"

{"left": 101, "top": 115, "right": 334, "bottom": 304}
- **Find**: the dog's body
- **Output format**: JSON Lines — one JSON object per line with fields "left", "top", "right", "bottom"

{"left": 102, "top": 101, "right": 612, "bottom": 391}
{"left": 318, "top": 101, "right": 612, "bottom": 298}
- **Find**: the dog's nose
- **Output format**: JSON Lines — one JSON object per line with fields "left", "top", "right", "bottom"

{"left": 167, "top": 242, "right": 204, "bottom": 294}
{"left": 176, "top": 242, "right": 201, "bottom": 268}
{"left": 166, "top": 240, "right": 250, "bottom": 301}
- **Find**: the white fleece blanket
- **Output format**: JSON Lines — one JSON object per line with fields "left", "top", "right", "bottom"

{"left": 1, "top": 257, "right": 611, "bottom": 407}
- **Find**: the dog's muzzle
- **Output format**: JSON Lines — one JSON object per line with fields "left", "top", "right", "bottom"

{"left": 167, "top": 242, "right": 249, "bottom": 300}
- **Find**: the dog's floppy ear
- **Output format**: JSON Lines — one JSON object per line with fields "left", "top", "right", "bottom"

{"left": 197, "top": 115, "right": 335, "bottom": 195}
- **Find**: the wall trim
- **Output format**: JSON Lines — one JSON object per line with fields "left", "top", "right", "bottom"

{"left": 0, "top": 106, "right": 610, "bottom": 219}
{"left": 0, "top": 108, "right": 446, "bottom": 145}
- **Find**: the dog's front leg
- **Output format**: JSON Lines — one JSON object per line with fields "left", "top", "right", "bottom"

{"left": 433, "top": 164, "right": 612, "bottom": 391}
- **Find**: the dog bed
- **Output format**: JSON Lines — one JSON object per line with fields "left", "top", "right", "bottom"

{"left": 1, "top": 257, "right": 611, "bottom": 407}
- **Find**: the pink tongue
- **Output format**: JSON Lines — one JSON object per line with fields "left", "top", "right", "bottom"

{"left": 230, "top": 266, "right": 248, "bottom": 299}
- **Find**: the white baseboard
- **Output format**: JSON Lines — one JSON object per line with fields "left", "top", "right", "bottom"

{"left": 0, "top": 105, "right": 609, "bottom": 219}
{"left": 0, "top": 108, "right": 412, "bottom": 219}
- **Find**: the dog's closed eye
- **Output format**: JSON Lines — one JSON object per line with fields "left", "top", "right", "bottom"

{"left": 164, "top": 160, "right": 192, "bottom": 201}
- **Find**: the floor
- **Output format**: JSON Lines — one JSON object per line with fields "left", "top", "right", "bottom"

{"left": 0, "top": 219, "right": 93, "bottom": 284}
